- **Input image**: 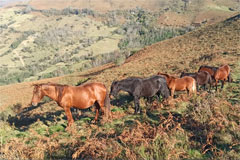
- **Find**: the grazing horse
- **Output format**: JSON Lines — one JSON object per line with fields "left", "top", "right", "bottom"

{"left": 214, "top": 64, "right": 231, "bottom": 91}
{"left": 180, "top": 71, "right": 213, "bottom": 91}
{"left": 158, "top": 72, "right": 196, "bottom": 97}
{"left": 31, "top": 83, "right": 111, "bottom": 126}
{"left": 198, "top": 65, "right": 218, "bottom": 80}
{"left": 110, "top": 75, "right": 170, "bottom": 114}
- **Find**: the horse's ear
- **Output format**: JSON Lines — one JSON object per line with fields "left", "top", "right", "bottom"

{"left": 31, "top": 83, "right": 37, "bottom": 87}
{"left": 31, "top": 83, "right": 41, "bottom": 87}
{"left": 112, "top": 80, "right": 118, "bottom": 85}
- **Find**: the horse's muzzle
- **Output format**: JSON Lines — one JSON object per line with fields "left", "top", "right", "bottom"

{"left": 32, "top": 102, "right": 38, "bottom": 106}
{"left": 109, "top": 95, "right": 114, "bottom": 100}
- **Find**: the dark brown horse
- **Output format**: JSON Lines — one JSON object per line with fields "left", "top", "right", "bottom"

{"left": 158, "top": 72, "right": 196, "bottom": 97}
{"left": 31, "top": 82, "right": 111, "bottom": 126}
{"left": 110, "top": 75, "right": 169, "bottom": 114}
{"left": 180, "top": 71, "right": 213, "bottom": 91}
{"left": 214, "top": 64, "right": 231, "bottom": 91}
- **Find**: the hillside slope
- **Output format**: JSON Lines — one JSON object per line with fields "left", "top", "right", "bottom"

{"left": 0, "top": 13, "right": 239, "bottom": 111}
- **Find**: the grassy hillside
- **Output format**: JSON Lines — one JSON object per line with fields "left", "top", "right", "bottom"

{"left": 0, "top": 5, "right": 198, "bottom": 85}
{"left": 0, "top": 13, "right": 239, "bottom": 159}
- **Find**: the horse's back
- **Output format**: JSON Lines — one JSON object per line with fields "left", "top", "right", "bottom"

{"left": 139, "top": 75, "right": 167, "bottom": 97}
{"left": 199, "top": 67, "right": 214, "bottom": 76}
{"left": 215, "top": 65, "right": 230, "bottom": 80}
{"left": 178, "top": 76, "right": 195, "bottom": 83}
{"left": 174, "top": 76, "right": 195, "bottom": 91}
{"left": 69, "top": 82, "right": 107, "bottom": 108}
{"left": 197, "top": 71, "right": 211, "bottom": 81}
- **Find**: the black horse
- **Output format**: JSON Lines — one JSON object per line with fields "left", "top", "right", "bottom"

{"left": 110, "top": 75, "right": 170, "bottom": 114}
{"left": 180, "top": 71, "right": 213, "bottom": 91}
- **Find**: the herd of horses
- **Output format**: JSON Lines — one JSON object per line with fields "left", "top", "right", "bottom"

{"left": 31, "top": 64, "right": 232, "bottom": 126}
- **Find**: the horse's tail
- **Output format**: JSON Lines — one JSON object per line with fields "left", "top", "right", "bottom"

{"left": 228, "top": 72, "right": 233, "bottom": 82}
{"left": 208, "top": 75, "right": 213, "bottom": 89}
{"left": 192, "top": 79, "right": 197, "bottom": 93}
{"left": 104, "top": 87, "right": 112, "bottom": 119}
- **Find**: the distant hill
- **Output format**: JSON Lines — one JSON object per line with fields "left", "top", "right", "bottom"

{"left": 28, "top": 0, "right": 239, "bottom": 25}
{"left": 0, "top": 0, "right": 26, "bottom": 7}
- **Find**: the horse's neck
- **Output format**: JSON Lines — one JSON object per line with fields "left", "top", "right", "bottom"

{"left": 168, "top": 77, "right": 175, "bottom": 84}
{"left": 42, "top": 86, "right": 58, "bottom": 102}
{"left": 119, "top": 81, "right": 133, "bottom": 93}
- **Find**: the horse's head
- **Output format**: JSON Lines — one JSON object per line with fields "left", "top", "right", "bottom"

{"left": 110, "top": 81, "right": 119, "bottom": 99}
{"left": 31, "top": 84, "right": 44, "bottom": 106}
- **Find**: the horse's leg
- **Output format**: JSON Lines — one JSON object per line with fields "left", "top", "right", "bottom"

{"left": 203, "top": 84, "right": 206, "bottom": 91}
{"left": 134, "top": 96, "right": 140, "bottom": 114}
{"left": 187, "top": 88, "right": 190, "bottom": 95}
{"left": 196, "top": 82, "right": 199, "bottom": 92}
{"left": 63, "top": 107, "right": 74, "bottom": 126}
{"left": 209, "top": 82, "right": 211, "bottom": 92}
{"left": 187, "top": 84, "right": 193, "bottom": 96}
{"left": 97, "top": 99, "right": 108, "bottom": 119}
{"left": 94, "top": 102, "right": 101, "bottom": 123}
{"left": 169, "top": 85, "right": 174, "bottom": 98}
{"left": 221, "top": 80, "right": 225, "bottom": 89}
{"left": 215, "top": 80, "right": 218, "bottom": 91}
{"left": 171, "top": 88, "right": 175, "bottom": 98}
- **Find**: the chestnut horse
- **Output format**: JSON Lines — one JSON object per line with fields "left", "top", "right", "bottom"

{"left": 214, "top": 64, "right": 231, "bottom": 91}
{"left": 31, "top": 82, "right": 111, "bottom": 126}
{"left": 158, "top": 72, "right": 196, "bottom": 97}
{"left": 198, "top": 65, "right": 218, "bottom": 80}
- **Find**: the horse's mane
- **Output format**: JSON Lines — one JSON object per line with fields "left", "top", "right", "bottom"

{"left": 35, "top": 83, "right": 67, "bottom": 101}
{"left": 157, "top": 73, "right": 181, "bottom": 82}
{"left": 40, "top": 82, "right": 68, "bottom": 87}
{"left": 157, "top": 72, "right": 171, "bottom": 78}
{"left": 199, "top": 65, "right": 218, "bottom": 71}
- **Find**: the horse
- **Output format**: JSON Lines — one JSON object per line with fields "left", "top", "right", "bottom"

{"left": 31, "top": 82, "right": 111, "bottom": 126}
{"left": 214, "top": 64, "right": 231, "bottom": 91}
{"left": 109, "top": 75, "right": 170, "bottom": 114}
{"left": 198, "top": 65, "right": 218, "bottom": 80}
{"left": 180, "top": 71, "right": 213, "bottom": 91}
{"left": 158, "top": 72, "right": 196, "bottom": 97}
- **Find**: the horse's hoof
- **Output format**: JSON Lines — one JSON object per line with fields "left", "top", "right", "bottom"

{"left": 91, "top": 119, "right": 98, "bottom": 124}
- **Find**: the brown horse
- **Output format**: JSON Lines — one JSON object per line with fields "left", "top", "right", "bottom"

{"left": 158, "top": 72, "right": 196, "bottom": 97}
{"left": 198, "top": 65, "right": 218, "bottom": 79}
{"left": 31, "top": 82, "right": 111, "bottom": 126}
{"left": 214, "top": 64, "right": 231, "bottom": 91}
{"left": 180, "top": 71, "right": 213, "bottom": 91}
